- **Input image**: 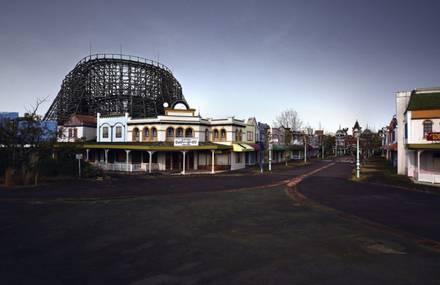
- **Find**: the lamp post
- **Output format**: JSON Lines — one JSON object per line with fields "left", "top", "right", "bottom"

{"left": 269, "top": 127, "right": 273, "bottom": 171}
{"left": 353, "top": 121, "right": 361, "bottom": 179}
{"left": 303, "top": 132, "right": 307, "bottom": 164}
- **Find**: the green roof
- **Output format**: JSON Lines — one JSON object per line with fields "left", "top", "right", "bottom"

{"left": 407, "top": 92, "right": 440, "bottom": 111}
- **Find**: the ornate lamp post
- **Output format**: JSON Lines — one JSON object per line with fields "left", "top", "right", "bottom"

{"left": 353, "top": 121, "right": 361, "bottom": 178}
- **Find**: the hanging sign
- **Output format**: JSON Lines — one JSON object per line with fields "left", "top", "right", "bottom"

{"left": 174, "top": 138, "right": 199, "bottom": 146}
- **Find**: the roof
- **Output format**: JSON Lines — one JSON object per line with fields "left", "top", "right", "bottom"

{"left": 407, "top": 92, "right": 440, "bottom": 111}
{"left": 64, "top": 115, "right": 97, "bottom": 127}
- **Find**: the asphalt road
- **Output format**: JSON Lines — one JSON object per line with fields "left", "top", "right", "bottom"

{"left": 297, "top": 162, "right": 440, "bottom": 243}
{"left": 0, "top": 161, "right": 330, "bottom": 199}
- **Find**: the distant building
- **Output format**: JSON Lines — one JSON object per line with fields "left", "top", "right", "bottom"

{"left": 335, "top": 127, "right": 348, "bottom": 156}
{"left": 0, "top": 112, "right": 19, "bottom": 123}
{"left": 383, "top": 116, "right": 397, "bottom": 167}
{"left": 1, "top": 112, "right": 57, "bottom": 142}
{"left": 256, "top": 122, "right": 270, "bottom": 166}
{"left": 269, "top": 127, "right": 287, "bottom": 163}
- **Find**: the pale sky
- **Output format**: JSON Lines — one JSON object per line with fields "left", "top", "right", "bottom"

{"left": 1, "top": 0, "right": 440, "bottom": 132}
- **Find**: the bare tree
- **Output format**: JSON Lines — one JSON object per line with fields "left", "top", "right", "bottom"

{"left": 274, "top": 109, "right": 303, "bottom": 132}
{"left": 273, "top": 109, "right": 303, "bottom": 166}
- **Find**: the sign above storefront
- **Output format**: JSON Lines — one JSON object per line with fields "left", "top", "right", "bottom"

{"left": 427, "top": 132, "right": 440, "bottom": 141}
{"left": 174, "top": 138, "right": 199, "bottom": 146}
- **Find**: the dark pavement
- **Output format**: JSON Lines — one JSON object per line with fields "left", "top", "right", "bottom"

{"left": 0, "top": 161, "right": 330, "bottom": 199}
{"left": 297, "top": 162, "right": 440, "bottom": 243}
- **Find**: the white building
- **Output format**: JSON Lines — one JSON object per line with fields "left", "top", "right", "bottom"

{"left": 58, "top": 115, "right": 96, "bottom": 142}
{"left": 85, "top": 101, "right": 257, "bottom": 173}
{"left": 396, "top": 88, "right": 440, "bottom": 183}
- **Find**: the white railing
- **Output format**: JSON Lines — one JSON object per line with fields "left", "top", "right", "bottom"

{"left": 418, "top": 170, "right": 440, "bottom": 184}
{"left": 140, "top": 163, "right": 160, "bottom": 171}
{"left": 94, "top": 162, "right": 145, "bottom": 172}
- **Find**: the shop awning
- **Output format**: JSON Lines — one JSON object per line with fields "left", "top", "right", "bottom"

{"left": 247, "top": 143, "right": 261, "bottom": 151}
{"left": 272, "top": 144, "right": 286, "bottom": 151}
{"left": 232, "top": 143, "right": 255, "bottom": 152}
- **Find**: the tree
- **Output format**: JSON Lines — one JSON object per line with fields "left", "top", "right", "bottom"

{"left": 273, "top": 109, "right": 303, "bottom": 165}
{"left": 0, "top": 97, "right": 56, "bottom": 185}
{"left": 323, "top": 135, "right": 335, "bottom": 157}
{"left": 274, "top": 109, "right": 303, "bottom": 132}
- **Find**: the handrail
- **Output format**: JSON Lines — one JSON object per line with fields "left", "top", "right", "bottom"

{"left": 75, "top": 53, "right": 172, "bottom": 73}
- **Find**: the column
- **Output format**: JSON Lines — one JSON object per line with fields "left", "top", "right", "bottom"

{"left": 182, "top": 151, "right": 187, "bottom": 174}
{"left": 170, "top": 153, "right": 174, "bottom": 170}
{"left": 193, "top": 151, "right": 198, "bottom": 170}
{"left": 86, "top": 149, "right": 90, "bottom": 161}
{"left": 211, "top": 150, "right": 215, "bottom": 174}
{"left": 417, "top": 150, "right": 421, "bottom": 181}
{"left": 126, "top": 150, "right": 131, "bottom": 172}
{"left": 104, "top": 149, "right": 109, "bottom": 164}
{"left": 148, "top": 151, "right": 155, "bottom": 174}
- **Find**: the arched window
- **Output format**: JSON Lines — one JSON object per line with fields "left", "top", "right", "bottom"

{"left": 132, "top": 128, "right": 140, "bottom": 142}
{"left": 220, "top": 129, "right": 226, "bottom": 141}
{"left": 102, "top": 126, "right": 109, "bottom": 139}
{"left": 235, "top": 129, "right": 242, "bottom": 141}
{"left": 213, "top": 129, "right": 219, "bottom": 140}
{"left": 205, "top": 129, "right": 209, "bottom": 141}
{"left": 116, "top": 126, "right": 123, "bottom": 138}
{"left": 176, "top": 127, "right": 184, "bottom": 138}
{"left": 166, "top": 127, "right": 174, "bottom": 138}
{"left": 142, "top": 127, "right": 149, "bottom": 141}
{"left": 151, "top": 127, "right": 157, "bottom": 139}
{"left": 185, "top": 128, "right": 193, "bottom": 138}
{"left": 423, "top": 120, "right": 433, "bottom": 138}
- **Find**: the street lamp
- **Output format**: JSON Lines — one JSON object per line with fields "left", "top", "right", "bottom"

{"left": 353, "top": 121, "right": 361, "bottom": 178}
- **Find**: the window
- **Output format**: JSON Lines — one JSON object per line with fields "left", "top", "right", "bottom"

{"left": 73, "top": 128, "right": 78, "bottom": 138}
{"left": 116, "top": 126, "right": 122, "bottom": 138}
{"left": 423, "top": 120, "right": 433, "bottom": 138}
{"left": 151, "top": 127, "right": 157, "bottom": 138}
{"left": 143, "top": 128, "right": 149, "bottom": 140}
{"left": 185, "top": 128, "right": 193, "bottom": 138}
{"left": 247, "top": 131, "right": 253, "bottom": 141}
{"left": 235, "top": 130, "right": 242, "bottom": 141}
{"left": 213, "top": 129, "right": 219, "bottom": 140}
{"left": 166, "top": 127, "right": 174, "bottom": 137}
{"left": 68, "top": 128, "right": 73, "bottom": 138}
{"left": 176, "top": 127, "right": 184, "bottom": 137}
{"left": 102, "top": 127, "right": 109, "bottom": 138}
{"left": 132, "top": 128, "right": 140, "bottom": 142}
{"left": 220, "top": 129, "right": 226, "bottom": 141}
{"left": 205, "top": 129, "right": 209, "bottom": 141}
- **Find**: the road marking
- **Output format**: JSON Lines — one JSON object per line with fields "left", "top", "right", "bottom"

{"left": 286, "top": 163, "right": 335, "bottom": 188}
